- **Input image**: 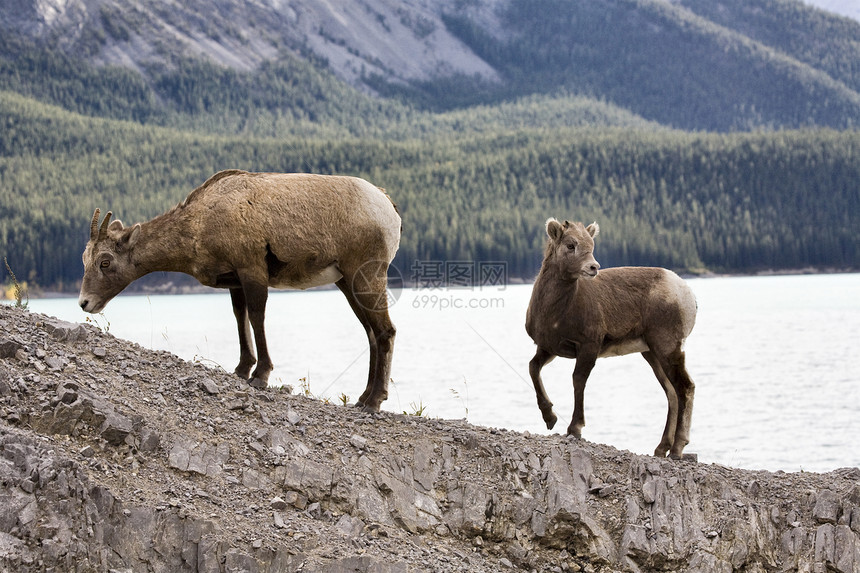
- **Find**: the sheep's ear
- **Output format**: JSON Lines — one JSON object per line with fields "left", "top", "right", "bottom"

{"left": 108, "top": 219, "right": 124, "bottom": 232}
{"left": 586, "top": 222, "right": 600, "bottom": 238}
{"left": 126, "top": 224, "right": 141, "bottom": 249}
{"left": 546, "top": 218, "right": 564, "bottom": 242}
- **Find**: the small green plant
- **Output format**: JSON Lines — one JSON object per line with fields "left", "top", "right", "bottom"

{"left": 450, "top": 377, "right": 470, "bottom": 419}
{"left": 296, "top": 375, "right": 332, "bottom": 403}
{"left": 3, "top": 257, "right": 28, "bottom": 309}
{"left": 192, "top": 354, "right": 226, "bottom": 371}
{"left": 85, "top": 312, "right": 111, "bottom": 333}
{"left": 298, "top": 376, "right": 313, "bottom": 397}
{"left": 339, "top": 392, "right": 350, "bottom": 406}
{"left": 274, "top": 379, "right": 294, "bottom": 393}
{"left": 403, "top": 400, "right": 427, "bottom": 417}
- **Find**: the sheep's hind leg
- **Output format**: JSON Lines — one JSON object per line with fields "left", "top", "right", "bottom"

{"left": 362, "top": 307, "right": 395, "bottom": 412}
{"left": 335, "top": 278, "right": 378, "bottom": 410}
{"left": 642, "top": 350, "right": 678, "bottom": 457}
{"left": 230, "top": 287, "right": 257, "bottom": 380}
{"left": 529, "top": 348, "right": 558, "bottom": 429}
{"left": 337, "top": 270, "right": 396, "bottom": 412}
{"left": 666, "top": 351, "right": 695, "bottom": 460}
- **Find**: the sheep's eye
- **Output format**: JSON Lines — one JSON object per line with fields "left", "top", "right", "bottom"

{"left": 100, "top": 260, "right": 110, "bottom": 269}
{"left": 567, "top": 243, "right": 576, "bottom": 251}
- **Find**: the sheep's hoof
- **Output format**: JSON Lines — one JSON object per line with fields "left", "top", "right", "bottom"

{"left": 234, "top": 360, "right": 256, "bottom": 380}
{"left": 247, "top": 377, "right": 268, "bottom": 390}
{"left": 543, "top": 410, "right": 558, "bottom": 430}
{"left": 566, "top": 425, "right": 583, "bottom": 439}
{"left": 355, "top": 402, "right": 381, "bottom": 413}
{"left": 669, "top": 452, "right": 698, "bottom": 462}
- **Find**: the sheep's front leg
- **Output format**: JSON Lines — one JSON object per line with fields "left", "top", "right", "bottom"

{"left": 568, "top": 350, "right": 597, "bottom": 438}
{"left": 240, "top": 279, "right": 273, "bottom": 389}
{"left": 529, "top": 347, "right": 558, "bottom": 429}
{"left": 230, "top": 287, "right": 257, "bottom": 380}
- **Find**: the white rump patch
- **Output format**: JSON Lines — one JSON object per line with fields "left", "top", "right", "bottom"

{"left": 355, "top": 179, "right": 401, "bottom": 259}
{"left": 661, "top": 269, "right": 698, "bottom": 337}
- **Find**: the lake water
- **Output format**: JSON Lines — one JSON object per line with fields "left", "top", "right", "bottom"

{"left": 21, "top": 273, "right": 860, "bottom": 474}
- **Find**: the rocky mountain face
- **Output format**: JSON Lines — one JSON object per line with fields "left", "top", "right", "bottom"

{"left": 1, "top": 303, "right": 859, "bottom": 572}
{"left": 0, "top": 0, "right": 500, "bottom": 89}
{"left": 4, "top": 0, "right": 859, "bottom": 131}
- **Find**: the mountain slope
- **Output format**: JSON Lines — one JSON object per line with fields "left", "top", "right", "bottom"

{"left": 681, "top": 0, "right": 860, "bottom": 93}
{"left": 2, "top": 0, "right": 859, "bottom": 131}
{"left": 433, "top": 0, "right": 860, "bottom": 130}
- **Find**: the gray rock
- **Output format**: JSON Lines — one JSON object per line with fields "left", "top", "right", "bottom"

{"left": 139, "top": 427, "right": 161, "bottom": 452}
{"left": 412, "top": 441, "right": 439, "bottom": 492}
{"left": 350, "top": 433, "right": 368, "bottom": 450}
{"left": 286, "top": 408, "right": 302, "bottom": 425}
{"left": 270, "top": 496, "right": 287, "bottom": 510}
{"left": 44, "top": 320, "right": 88, "bottom": 343}
{"left": 335, "top": 514, "right": 365, "bottom": 538}
{"left": 44, "top": 356, "right": 64, "bottom": 371}
{"left": 279, "top": 458, "right": 332, "bottom": 501}
{"left": 99, "top": 411, "right": 133, "bottom": 445}
{"left": 200, "top": 378, "right": 220, "bottom": 395}
{"left": 273, "top": 511, "right": 287, "bottom": 529}
{"left": 241, "top": 467, "right": 273, "bottom": 490}
{"left": 314, "top": 555, "right": 409, "bottom": 573}
{"left": 283, "top": 490, "right": 309, "bottom": 510}
{"left": 168, "top": 438, "right": 230, "bottom": 476}
{"left": 814, "top": 489, "right": 840, "bottom": 524}
{"left": 0, "top": 338, "right": 23, "bottom": 359}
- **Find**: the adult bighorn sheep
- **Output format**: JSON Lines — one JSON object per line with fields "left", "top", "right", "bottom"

{"left": 525, "top": 218, "right": 697, "bottom": 459}
{"left": 79, "top": 169, "right": 401, "bottom": 410}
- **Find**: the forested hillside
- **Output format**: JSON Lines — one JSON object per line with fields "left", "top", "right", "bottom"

{"left": 2, "top": 90, "right": 857, "bottom": 289}
{"left": 0, "top": 0, "right": 858, "bottom": 292}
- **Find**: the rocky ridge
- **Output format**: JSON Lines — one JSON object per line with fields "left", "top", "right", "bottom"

{"left": 0, "top": 0, "right": 500, "bottom": 88}
{"left": 0, "top": 302, "right": 859, "bottom": 572}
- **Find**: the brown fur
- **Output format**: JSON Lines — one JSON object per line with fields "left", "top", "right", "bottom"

{"left": 80, "top": 170, "right": 401, "bottom": 409}
{"left": 525, "top": 218, "right": 697, "bottom": 458}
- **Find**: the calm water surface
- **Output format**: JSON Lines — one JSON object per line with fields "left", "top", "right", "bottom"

{"left": 24, "top": 273, "right": 860, "bottom": 473}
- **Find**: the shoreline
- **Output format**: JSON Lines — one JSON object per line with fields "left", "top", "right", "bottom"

{"left": 7, "top": 266, "right": 860, "bottom": 301}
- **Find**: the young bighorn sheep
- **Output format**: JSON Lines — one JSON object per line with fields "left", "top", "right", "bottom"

{"left": 79, "top": 170, "right": 401, "bottom": 410}
{"left": 525, "top": 219, "right": 697, "bottom": 458}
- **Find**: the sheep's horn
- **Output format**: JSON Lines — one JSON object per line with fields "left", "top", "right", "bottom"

{"left": 97, "top": 211, "right": 113, "bottom": 242}
{"left": 90, "top": 209, "right": 101, "bottom": 241}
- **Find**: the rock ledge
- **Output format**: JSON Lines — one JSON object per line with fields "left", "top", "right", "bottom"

{"left": 1, "top": 304, "right": 858, "bottom": 572}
